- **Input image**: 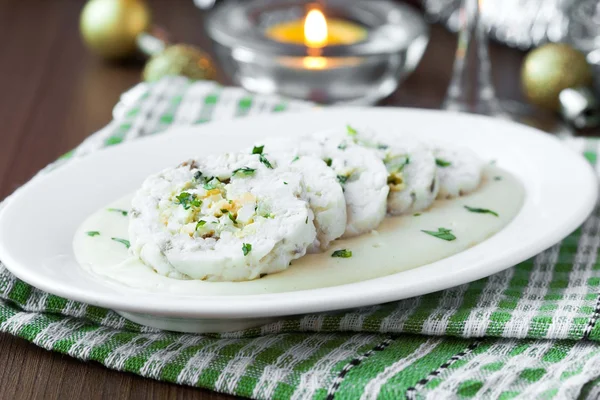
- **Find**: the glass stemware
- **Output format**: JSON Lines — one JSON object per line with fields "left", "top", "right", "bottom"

{"left": 442, "top": 0, "right": 505, "bottom": 116}
{"left": 441, "top": 0, "right": 571, "bottom": 135}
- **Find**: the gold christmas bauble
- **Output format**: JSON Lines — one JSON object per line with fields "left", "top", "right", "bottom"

{"left": 521, "top": 43, "right": 593, "bottom": 110}
{"left": 142, "top": 44, "right": 218, "bottom": 82}
{"left": 80, "top": 0, "right": 151, "bottom": 60}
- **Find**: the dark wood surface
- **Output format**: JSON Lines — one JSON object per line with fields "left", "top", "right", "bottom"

{"left": 0, "top": 1, "right": 589, "bottom": 399}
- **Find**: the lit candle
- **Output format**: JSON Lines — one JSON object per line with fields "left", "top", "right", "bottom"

{"left": 265, "top": 8, "right": 367, "bottom": 47}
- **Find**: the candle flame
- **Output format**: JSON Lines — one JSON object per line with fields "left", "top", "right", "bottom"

{"left": 304, "top": 9, "right": 328, "bottom": 48}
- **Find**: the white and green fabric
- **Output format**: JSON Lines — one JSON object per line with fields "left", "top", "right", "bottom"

{"left": 3, "top": 76, "right": 600, "bottom": 399}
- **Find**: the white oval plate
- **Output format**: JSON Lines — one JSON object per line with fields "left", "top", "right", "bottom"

{"left": 0, "top": 108, "right": 597, "bottom": 333}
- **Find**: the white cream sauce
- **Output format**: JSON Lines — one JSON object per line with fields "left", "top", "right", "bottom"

{"left": 73, "top": 166, "right": 524, "bottom": 295}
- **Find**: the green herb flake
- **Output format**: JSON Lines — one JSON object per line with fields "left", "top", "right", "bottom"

{"left": 332, "top": 249, "right": 352, "bottom": 258}
{"left": 220, "top": 209, "right": 229, "bottom": 214}
{"left": 291, "top": 156, "right": 300, "bottom": 163}
{"left": 305, "top": 216, "right": 308, "bottom": 224}
{"left": 193, "top": 171, "right": 203, "bottom": 181}
{"left": 228, "top": 212, "right": 237, "bottom": 224}
{"left": 377, "top": 144, "right": 389, "bottom": 150}
{"left": 464, "top": 205, "right": 499, "bottom": 217}
{"left": 413, "top": 213, "right": 421, "bottom": 217}
{"left": 338, "top": 142, "right": 347, "bottom": 150}
{"left": 242, "top": 243, "right": 252, "bottom": 256}
{"left": 86, "top": 231, "right": 100, "bottom": 237}
{"left": 435, "top": 158, "right": 452, "bottom": 168}
{"left": 346, "top": 125, "right": 358, "bottom": 136}
{"left": 108, "top": 208, "right": 128, "bottom": 216}
{"left": 324, "top": 158, "right": 333, "bottom": 167}
{"left": 494, "top": 176, "right": 502, "bottom": 181}
{"left": 195, "top": 220, "right": 207, "bottom": 230}
{"left": 337, "top": 175, "right": 349, "bottom": 185}
{"left": 111, "top": 237, "right": 130, "bottom": 248}
{"left": 175, "top": 192, "right": 202, "bottom": 210}
{"left": 283, "top": 181, "right": 288, "bottom": 185}
{"left": 259, "top": 154, "right": 273, "bottom": 169}
{"left": 421, "top": 227, "right": 456, "bottom": 241}
{"left": 232, "top": 167, "right": 256, "bottom": 177}
{"left": 252, "top": 145, "right": 264, "bottom": 155}
{"left": 263, "top": 213, "right": 274, "bottom": 219}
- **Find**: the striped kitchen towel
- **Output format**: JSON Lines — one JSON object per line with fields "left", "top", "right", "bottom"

{"left": 2, "top": 76, "right": 600, "bottom": 399}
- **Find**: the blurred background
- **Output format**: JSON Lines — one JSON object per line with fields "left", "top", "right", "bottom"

{"left": 2, "top": 0, "right": 600, "bottom": 199}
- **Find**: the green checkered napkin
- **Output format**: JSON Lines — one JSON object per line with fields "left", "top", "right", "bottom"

{"left": 3, "top": 76, "right": 600, "bottom": 399}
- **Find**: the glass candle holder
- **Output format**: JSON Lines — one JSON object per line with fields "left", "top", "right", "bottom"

{"left": 206, "top": 0, "right": 429, "bottom": 104}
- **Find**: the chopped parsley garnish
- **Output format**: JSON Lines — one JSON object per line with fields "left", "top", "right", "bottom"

{"left": 252, "top": 145, "right": 264, "bottom": 155}
{"left": 305, "top": 216, "right": 308, "bottom": 224}
{"left": 232, "top": 167, "right": 256, "bottom": 177}
{"left": 324, "top": 158, "right": 333, "bottom": 167}
{"left": 494, "top": 176, "right": 502, "bottom": 181}
{"left": 262, "top": 213, "right": 274, "bottom": 218}
{"left": 464, "top": 206, "right": 499, "bottom": 217}
{"left": 332, "top": 249, "right": 352, "bottom": 258}
{"left": 283, "top": 181, "right": 288, "bottom": 185}
{"left": 242, "top": 243, "right": 252, "bottom": 256}
{"left": 228, "top": 212, "right": 237, "bottom": 224}
{"left": 111, "top": 237, "right": 130, "bottom": 248}
{"left": 175, "top": 192, "right": 202, "bottom": 209}
{"left": 435, "top": 158, "right": 452, "bottom": 168}
{"left": 421, "top": 228, "right": 456, "bottom": 241}
{"left": 203, "top": 182, "right": 217, "bottom": 190}
{"left": 338, "top": 142, "right": 347, "bottom": 150}
{"left": 346, "top": 125, "right": 358, "bottom": 136}
{"left": 220, "top": 208, "right": 229, "bottom": 214}
{"left": 377, "top": 144, "right": 389, "bottom": 150}
{"left": 413, "top": 213, "right": 421, "bottom": 217}
{"left": 86, "top": 231, "right": 100, "bottom": 237}
{"left": 193, "top": 171, "right": 203, "bottom": 181}
{"left": 259, "top": 154, "right": 273, "bottom": 169}
{"left": 107, "top": 208, "right": 128, "bottom": 216}
{"left": 292, "top": 156, "right": 300, "bottom": 163}
{"left": 337, "top": 175, "right": 349, "bottom": 185}
{"left": 195, "top": 220, "right": 207, "bottom": 230}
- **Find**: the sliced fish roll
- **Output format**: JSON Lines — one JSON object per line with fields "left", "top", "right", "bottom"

{"left": 434, "top": 147, "right": 484, "bottom": 199}
{"left": 385, "top": 144, "right": 439, "bottom": 215}
{"left": 261, "top": 135, "right": 389, "bottom": 238}
{"left": 129, "top": 152, "right": 316, "bottom": 282}
{"left": 318, "top": 126, "right": 439, "bottom": 215}
{"left": 330, "top": 145, "right": 389, "bottom": 237}
{"left": 273, "top": 153, "right": 346, "bottom": 251}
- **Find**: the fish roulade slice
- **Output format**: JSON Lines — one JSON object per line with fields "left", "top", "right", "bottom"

{"left": 318, "top": 127, "right": 439, "bottom": 215}
{"left": 261, "top": 135, "right": 389, "bottom": 238}
{"left": 268, "top": 151, "right": 347, "bottom": 251}
{"left": 129, "top": 152, "right": 317, "bottom": 282}
{"left": 434, "top": 147, "right": 484, "bottom": 199}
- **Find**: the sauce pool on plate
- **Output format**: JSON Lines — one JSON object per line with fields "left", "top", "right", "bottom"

{"left": 73, "top": 165, "right": 524, "bottom": 295}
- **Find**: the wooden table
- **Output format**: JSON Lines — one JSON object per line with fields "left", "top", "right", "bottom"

{"left": 0, "top": 1, "right": 590, "bottom": 399}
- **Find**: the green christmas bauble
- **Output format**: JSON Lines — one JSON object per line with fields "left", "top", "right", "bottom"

{"left": 521, "top": 43, "right": 593, "bottom": 111}
{"left": 80, "top": 0, "right": 151, "bottom": 60}
{"left": 142, "top": 44, "right": 218, "bottom": 82}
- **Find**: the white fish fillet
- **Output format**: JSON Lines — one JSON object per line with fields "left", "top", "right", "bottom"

{"left": 262, "top": 135, "right": 389, "bottom": 238}
{"left": 434, "top": 147, "right": 484, "bottom": 199}
{"left": 262, "top": 148, "right": 347, "bottom": 251}
{"left": 129, "top": 152, "right": 316, "bottom": 282}
{"left": 319, "top": 127, "right": 439, "bottom": 215}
